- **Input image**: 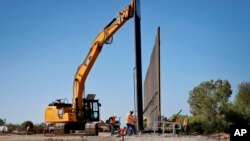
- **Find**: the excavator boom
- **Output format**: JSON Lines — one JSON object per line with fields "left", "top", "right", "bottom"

{"left": 73, "top": 0, "right": 134, "bottom": 118}
{"left": 44, "top": 1, "right": 135, "bottom": 134}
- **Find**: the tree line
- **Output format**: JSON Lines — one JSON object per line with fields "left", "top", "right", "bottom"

{"left": 187, "top": 80, "right": 250, "bottom": 134}
{"left": 0, "top": 119, "right": 44, "bottom": 133}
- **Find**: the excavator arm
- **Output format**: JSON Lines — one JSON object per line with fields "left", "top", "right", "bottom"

{"left": 72, "top": 0, "right": 135, "bottom": 114}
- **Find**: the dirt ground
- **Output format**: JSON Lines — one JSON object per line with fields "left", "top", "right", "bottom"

{"left": 0, "top": 132, "right": 229, "bottom": 141}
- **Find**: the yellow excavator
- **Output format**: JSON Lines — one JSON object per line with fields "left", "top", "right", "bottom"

{"left": 44, "top": 0, "right": 135, "bottom": 135}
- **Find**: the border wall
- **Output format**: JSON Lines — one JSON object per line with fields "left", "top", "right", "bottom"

{"left": 143, "top": 27, "right": 161, "bottom": 130}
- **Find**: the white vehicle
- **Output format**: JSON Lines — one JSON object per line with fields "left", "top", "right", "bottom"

{"left": 0, "top": 126, "right": 8, "bottom": 133}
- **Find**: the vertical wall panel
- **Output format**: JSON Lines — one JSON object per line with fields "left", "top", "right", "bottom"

{"left": 144, "top": 27, "right": 161, "bottom": 130}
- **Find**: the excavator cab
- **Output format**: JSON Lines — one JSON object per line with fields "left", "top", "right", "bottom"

{"left": 82, "top": 94, "right": 101, "bottom": 122}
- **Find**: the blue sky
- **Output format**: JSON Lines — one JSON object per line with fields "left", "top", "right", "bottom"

{"left": 0, "top": 0, "right": 249, "bottom": 126}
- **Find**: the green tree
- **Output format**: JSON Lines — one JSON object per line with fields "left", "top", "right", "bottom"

{"left": 188, "top": 79, "right": 232, "bottom": 133}
{"left": 188, "top": 80, "right": 232, "bottom": 119}
{"left": 234, "top": 82, "right": 250, "bottom": 123}
{"left": 33, "top": 123, "right": 45, "bottom": 133}
{"left": 0, "top": 118, "right": 6, "bottom": 126}
{"left": 5, "top": 123, "right": 20, "bottom": 132}
{"left": 235, "top": 82, "right": 250, "bottom": 111}
{"left": 188, "top": 115, "right": 206, "bottom": 134}
{"left": 224, "top": 103, "right": 249, "bottom": 125}
{"left": 21, "top": 120, "right": 34, "bottom": 130}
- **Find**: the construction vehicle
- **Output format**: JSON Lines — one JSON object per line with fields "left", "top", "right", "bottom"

{"left": 44, "top": 0, "right": 135, "bottom": 135}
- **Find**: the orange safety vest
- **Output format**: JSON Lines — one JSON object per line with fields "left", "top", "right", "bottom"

{"left": 126, "top": 114, "right": 136, "bottom": 125}
{"left": 183, "top": 118, "right": 188, "bottom": 126}
{"left": 110, "top": 117, "right": 115, "bottom": 125}
{"left": 174, "top": 117, "right": 178, "bottom": 123}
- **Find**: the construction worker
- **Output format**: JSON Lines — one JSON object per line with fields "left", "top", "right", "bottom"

{"left": 43, "top": 123, "right": 49, "bottom": 135}
{"left": 173, "top": 116, "right": 179, "bottom": 136}
{"left": 143, "top": 117, "right": 147, "bottom": 130}
{"left": 84, "top": 105, "right": 91, "bottom": 121}
{"left": 174, "top": 116, "right": 178, "bottom": 123}
{"left": 26, "top": 125, "right": 30, "bottom": 135}
{"left": 182, "top": 116, "right": 189, "bottom": 135}
{"left": 125, "top": 110, "right": 136, "bottom": 135}
{"left": 109, "top": 114, "right": 116, "bottom": 135}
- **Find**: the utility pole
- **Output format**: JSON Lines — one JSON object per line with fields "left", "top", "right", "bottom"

{"left": 134, "top": 0, "right": 143, "bottom": 131}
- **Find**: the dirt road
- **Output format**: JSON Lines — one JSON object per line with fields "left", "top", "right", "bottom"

{"left": 0, "top": 133, "right": 228, "bottom": 141}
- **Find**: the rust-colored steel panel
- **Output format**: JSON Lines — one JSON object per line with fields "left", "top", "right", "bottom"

{"left": 143, "top": 27, "right": 161, "bottom": 130}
